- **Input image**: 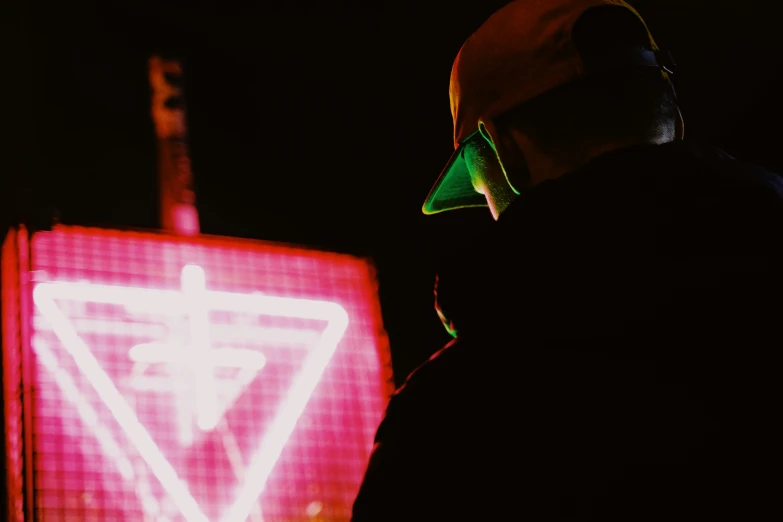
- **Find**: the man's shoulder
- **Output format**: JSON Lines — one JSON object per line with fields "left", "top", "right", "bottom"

{"left": 645, "top": 140, "right": 783, "bottom": 198}
{"left": 582, "top": 140, "right": 782, "bottom": 185}
{"left": 391, "top": 339, "right": 471, "bottom": 401}
{"left": 522, "top": 140, "right": 783, "bottom": 222}
{"left": 699, "top": 145, "right": 783, "bottom": 198}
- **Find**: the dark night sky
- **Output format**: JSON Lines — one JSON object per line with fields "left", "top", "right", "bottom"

{"left": 3, "top": 0, "right": 783, "bottom": 382}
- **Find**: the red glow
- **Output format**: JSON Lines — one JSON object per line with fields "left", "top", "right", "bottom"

{"left": 5, "top": 226, "right": 392, "bottom": 521}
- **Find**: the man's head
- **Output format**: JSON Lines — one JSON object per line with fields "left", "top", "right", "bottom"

{"left": 423, "top": 0, "right": 684, "bottom": 220}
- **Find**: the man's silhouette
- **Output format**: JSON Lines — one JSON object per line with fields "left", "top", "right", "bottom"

{"left": 353, "top": 1, "right": 783, "bottom": 519}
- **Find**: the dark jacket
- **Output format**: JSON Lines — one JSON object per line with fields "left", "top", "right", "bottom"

{"left": 352, "top": 141, "right": 783, "bottom": 521}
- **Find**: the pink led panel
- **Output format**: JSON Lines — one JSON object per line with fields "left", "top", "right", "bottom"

{"left": 19, "top": 225, "right": 393, "bottom": 522}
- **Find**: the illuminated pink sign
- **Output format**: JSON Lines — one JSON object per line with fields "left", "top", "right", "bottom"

{"left": 13, "top": 227, "right": 391, "bottom": 521}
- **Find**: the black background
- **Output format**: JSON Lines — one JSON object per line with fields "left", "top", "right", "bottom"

{"left": 3, "top": 0, "right": 782, "bottom": 383}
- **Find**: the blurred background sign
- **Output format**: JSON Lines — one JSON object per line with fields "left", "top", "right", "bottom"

{"left": 2, "top": 225, "right": 393, "bottom": 521}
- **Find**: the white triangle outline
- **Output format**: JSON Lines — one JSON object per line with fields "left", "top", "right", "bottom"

{"left": 32, "top": 267, "right": 349, "bottom": 522}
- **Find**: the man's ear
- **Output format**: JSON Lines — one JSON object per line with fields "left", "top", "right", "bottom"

{"left": 675, "top": 106, "right": 685, "bottom": 140}
{"left": 478, "top": 117, "right": 526, "bottom": 195}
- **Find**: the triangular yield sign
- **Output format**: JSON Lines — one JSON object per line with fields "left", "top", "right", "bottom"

{"left": 32, "top": 264, "right": 349, "bottom": 522}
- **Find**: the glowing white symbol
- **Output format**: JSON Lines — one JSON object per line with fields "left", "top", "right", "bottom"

{"left": 33, "top": 265, "right": 349, "bottom": 522}
{"left": 127, "top": 265, "right": 267, "bottom": 445}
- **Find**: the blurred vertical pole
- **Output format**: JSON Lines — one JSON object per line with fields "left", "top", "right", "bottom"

{"left": 148, "top": 56, "right": 200, "bottom": 236}
{"left": 2, "top": 0, "right": 35, "bottom": 518}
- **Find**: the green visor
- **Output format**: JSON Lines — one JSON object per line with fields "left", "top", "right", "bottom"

{"left": 422, "top": 131, "right": 488, "bottom": 215}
